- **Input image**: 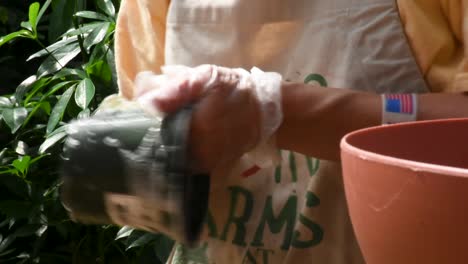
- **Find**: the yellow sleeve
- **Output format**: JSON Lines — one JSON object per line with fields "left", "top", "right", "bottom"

{"left": 397, "top": 0, "right": 468, "bottom": 92}
{"left": 114, "top": 0, "right": 170, "bottom": 99}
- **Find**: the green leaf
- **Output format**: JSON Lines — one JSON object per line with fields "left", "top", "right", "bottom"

{"left": 12, "top": 156, "right": 31, "bottom": 175}
{"left": 88, "top": 41, "right": 107, "bottom": 63}
{"left": 0, "top": 30, "right": 33, "bottom": 48}
{"left": 14, "top": 141, "right": 28, "bottom": 155}
{"left": 78, "top": 108, "right": 90, "bottom": 119}
{"left": 29, "top": 153, "right": 50, "bottom": 166}
{"left": 75, "top": 78, "right": 95, "bottom": 109}
{"left": 0, "top": 148, "right": 7, "bottom": 160}
{"left": 87, "top": 55, "right": 112, "bottom": 86}
{"left": 126, "top": 233, "right": 157, "bottom": 250}
{"left": 0, "top": 97, "right": 12, "bottom": 108}
{"left": 0, "top": 218, "right": 12, "bottom": 229}
{"left": 48, "top": 0, "right": 75, "bottom": 42}
{"left": 23, "top": 77, "right": 51, "bottom": 105}
{"left": 18, "top": 103, "right": 40, "bottom": 129}
{"left": 47, "top": 124, "right": 68, "bottom": 138}
{"left": 39, "top": 101, "right": 51, "bottom": 115}
{"left": 0, "top": 235, "right": 15, "bottom": 253}
{"left": 21, "top": 21, "right": 33, "bottom": 32}
{"left": 42, "top": 180, "right": 61, "bottom": 198}
{"left": 15, "top": 75, "right": 37, "bottom": 104}
{"left": 22, "top": 81, "right": 72, "bottom": 127}
{"left": 0, "top": 169, "right": 18, "bottom": 176}
{"left": 8, "top": 219, "right": 15, "bottom": 229}
{"left": 46, "top": 85, "right": 75, "bottom": 134}
{"left": 16, "top": 252, "right": 30, "bottom": 260}
{"left": 36, "top": 0, "right": 52, "bottom": 30}
{"left": 27, "top": 37, "right": 78, "bottom": 61}
{"left": 106, "top": 46, "right": 118, "bottom": 88}
{"left": 2, "top": 108, "right": 28, "bottom": 134}
{"left": 14, "top": 224, "right": 43, "bottom": 237}
{"left": 22, "top": 101, "right": 52, "bottom": 128}
{"left": 60, "top": 23, "right": 102, "bottom": 38}
{"left": 97, "top": 0, "right": 116, "bottom": 17}
{"left": 53, "top": 68, "right": 87, "bottom": 79}
{"left": 0, "top": 248, "right": 16, "bottom": 257}
{"left": 83, "top": 22, "right": 110, "bottom": 50}
{"left": 43, "top": 81, "right": 75, "bottom": 99}
{"left": 39, "top": 130, "right": 67, "bottom": 154}
{"left": 115, "top": 226, "right": 134, "bottom": 240}
{"left": 37, "top": 43, "right": 81, "bottom": 78}
{"left": 28, "top": 2, "right": 40, "bottom": 33}
{"left": 75, "top": 11, "right": 109, "bottom": 21}
{"left": 76, "top": 0, "right": 87, "bottom": 13}
{"left": 35, "top": 225, "right": 47, "bottom": 237}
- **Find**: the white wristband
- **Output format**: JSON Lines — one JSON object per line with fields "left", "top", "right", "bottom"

{"left": 381, "top": 94, "right": 418, "bottom": 125}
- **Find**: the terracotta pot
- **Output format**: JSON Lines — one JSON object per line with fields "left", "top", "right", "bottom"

{"left": 340, "top": 118, "right": 468, "bottom": 264}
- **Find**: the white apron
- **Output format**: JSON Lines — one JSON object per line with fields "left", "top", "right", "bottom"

{"left": 163, "top": 0, "right": 429, "bottom": 263}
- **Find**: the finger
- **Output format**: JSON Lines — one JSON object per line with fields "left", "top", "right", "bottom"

{"left": 151, "top": 65, "right": 217, "bottom": 113}
{"left": 137, "top": 78, "right": 190, "bottom": 114}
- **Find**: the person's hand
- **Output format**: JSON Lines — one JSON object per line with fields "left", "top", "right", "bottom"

{"left": 134, "top": 65, "right": 282, "bottom": 173}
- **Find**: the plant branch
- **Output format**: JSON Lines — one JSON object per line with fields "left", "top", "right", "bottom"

{"left": 34, "top": 39, "right": 64, "bottom": 69}
{"left": 72, "top": 17, "right": 89, "bottom": 62}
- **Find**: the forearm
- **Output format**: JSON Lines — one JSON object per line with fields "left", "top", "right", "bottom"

{"left": 276, "top": 82, "right": 468, "bottom": 161}
{"left": 276, "top": 83, "right": 380, "bottom": 161}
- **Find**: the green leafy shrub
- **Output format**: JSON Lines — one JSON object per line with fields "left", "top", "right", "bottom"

{"left": 0, "top": 1, "right": 173, "bottom": 263}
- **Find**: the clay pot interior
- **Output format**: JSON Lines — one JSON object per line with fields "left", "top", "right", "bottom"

{"left": 345, "top": 118, "right": 468, "bottom": 169}
{"left": 340, "top": 118, "right": 468, "bottom": 264}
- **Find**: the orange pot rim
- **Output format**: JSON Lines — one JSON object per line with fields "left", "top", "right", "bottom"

{"left": 340, "top": 117, "right": 468, "bottom": 178}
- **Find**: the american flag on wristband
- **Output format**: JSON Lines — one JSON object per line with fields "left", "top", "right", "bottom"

{"left": 384, "top": 94, "right": 414, "bottom": 114}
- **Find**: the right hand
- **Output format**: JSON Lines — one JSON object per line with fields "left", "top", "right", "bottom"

{"left": 134, "top": 65, "right": 269, "bottom": 173}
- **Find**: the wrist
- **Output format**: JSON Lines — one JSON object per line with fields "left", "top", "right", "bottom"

{"left": 277, "top": 82, "right": 381, "bottom": 160}
{"left": 381, "top": 94, "right": 418, "bottom": 124}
